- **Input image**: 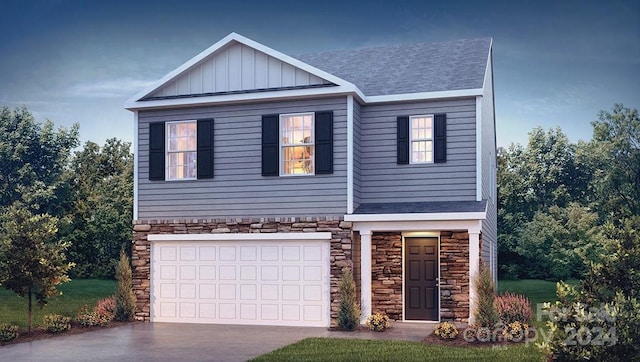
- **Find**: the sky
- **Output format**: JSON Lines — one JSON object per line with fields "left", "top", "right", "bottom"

{"left": 0, "top": 0, "right": 638, "bottom": 148}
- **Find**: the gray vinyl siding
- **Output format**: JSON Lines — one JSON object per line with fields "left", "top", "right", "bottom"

{"left": 359, "top": 99, "right": 477, "bottom": 203}
{"left": 137, "top": 97, "right": 347, "bottom": 219}
{"left": 480, "top": 50, "right": 497, "bottom": 282}
{"left": 353, "top": 101, "right": 362, "bottom": 209}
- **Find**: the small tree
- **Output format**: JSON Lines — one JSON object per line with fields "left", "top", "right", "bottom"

{"left": 0, "top": 204, "right": 74, "bottom": 333}
{"left": 114, "top": 249, "right": 136, "bottom": 321}
{"left": 338, "top": 267, "right": 360, "bottom": 331}
{"left": 473, "top": 263, "right": 498, "bottom": 327}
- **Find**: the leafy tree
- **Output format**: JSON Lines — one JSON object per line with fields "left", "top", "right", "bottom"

{"left": 114, "top": 250, "right": 137, "bottom": 321}
{"left": 64, "top": 139, "right": 133, "bottom": 278}
{"left": 0, "top": 106, "right": 79, "bottom": 215}
{"left": 516, "top": 203, "right": 604, "bottom": 280}
{"left": 587, "top": 104, "right": 640, "bottom": 222}
{"left": 0, "top": 204, "right": 74, "bottom": 333}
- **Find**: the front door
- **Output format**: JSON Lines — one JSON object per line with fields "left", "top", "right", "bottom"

{"left": 404, "top": 237, "right": 439, "bottom": 320}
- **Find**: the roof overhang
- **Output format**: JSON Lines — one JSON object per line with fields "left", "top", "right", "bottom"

{"left": 125, "top": 33, "right": 486, "bottom": 112}
{"left": 344, "top": 211, "right": 486, "bottom": 223}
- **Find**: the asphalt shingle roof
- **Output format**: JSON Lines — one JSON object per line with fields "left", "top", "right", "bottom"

{"left": 295, "top": 38, "right": 491, "bottom": 97}
{"left": 353, "top": 201, "right": 488, "bottom": 215}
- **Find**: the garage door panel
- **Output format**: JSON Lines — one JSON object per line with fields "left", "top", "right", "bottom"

{"left": 151, "top": 239, "right": 330, "bottom": 326}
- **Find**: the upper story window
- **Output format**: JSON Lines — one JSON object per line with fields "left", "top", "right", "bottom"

{"left": 280, "top": 113, "right": 314, "bottom": 176}
{"left": 410, "top": 115, "right": 434, "bottom": 164}
{"left": 167, "top": 121, "right": 197, "bottom": 180}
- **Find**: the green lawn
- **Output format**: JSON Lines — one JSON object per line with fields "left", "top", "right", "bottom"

{"left": 252, "top": 338, "right": 545, "bottom": 361}
{"left": 255, "top": 279, "right": 567, "bottom": 361}
{"left": 0, "top": 279, "right": 116, "bottom": 328}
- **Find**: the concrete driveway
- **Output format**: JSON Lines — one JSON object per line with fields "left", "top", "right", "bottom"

{"left": 0, "top": 322, "right": 433, "bottom": 361}
{"left": 0, "top": 323, "right": 331, "bottom": 362}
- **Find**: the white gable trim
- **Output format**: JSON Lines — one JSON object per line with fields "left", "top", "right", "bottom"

{"left": 126, "top": 32, "right": 364, "bottom": 109}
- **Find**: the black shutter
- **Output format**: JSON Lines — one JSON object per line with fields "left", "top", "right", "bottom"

{"left": 397, "top": 116, "right": 409, "bottom": 164}
{"left": 262, "top": 114, "right": 279, "bottom": 176}
{"left": 434, "top": 113, "right": 447, "bottom": 163}
{"left": 149, "top": 122, "right": 165, "bottom": 181}
{"left": 315, "top": 111, "right": 333, "bottom": 174}
{"left": 197, "top": 118, "right": 214, "bottom": 179}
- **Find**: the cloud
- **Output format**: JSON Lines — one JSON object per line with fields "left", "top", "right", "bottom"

{"left": 66, "top": 78, "right": 156, "bottom": 98}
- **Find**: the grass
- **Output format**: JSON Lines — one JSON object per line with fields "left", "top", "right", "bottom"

{"left": 252, "top": 338, "right": 545, "bottom": 362}
{"left": 0, "top": 279, "right": 116, "bottom": 328}
{"left": 255, "top": 279, "right": 568, "bottom": 361}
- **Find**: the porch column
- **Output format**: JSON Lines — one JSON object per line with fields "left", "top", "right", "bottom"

{"left": 468, "top": 230, "right": 480, "bottom": 324}
{"left": 360, "top": 229, "right": 372, "bottom": 323}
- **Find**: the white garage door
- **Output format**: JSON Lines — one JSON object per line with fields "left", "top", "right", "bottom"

{"left": 149, "top": 233, "right": 331, "bottom": 327}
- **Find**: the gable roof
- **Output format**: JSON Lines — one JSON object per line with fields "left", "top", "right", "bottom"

{"left": 295, "top": 38, "right": 491, "bottom": 97}
{"left": 125, "top": 33, "right": 491, "bottom": 110}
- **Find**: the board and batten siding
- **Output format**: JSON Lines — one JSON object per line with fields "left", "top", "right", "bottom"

{"left": 352, "top": 101, "right": 362, "bottom": 209}
{"left": 148, "top": 41, "right": 331, "bottom": 99}
{"left": 137, "top": 97, "right": 348, "bottom": 219}
{"left": 359, "top": 99, "right": 477, "bottom": 203}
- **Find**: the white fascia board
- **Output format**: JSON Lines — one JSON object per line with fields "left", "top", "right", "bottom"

{"left": 125, "top": 84, "right": 358, "bottom": 111}
{"left": 148, "top": 232, "right": 332, "bottom": 242}
{"left": 352, "top": 220, "right": 483, "bottom": 235}
{"left": 344, "top": 212, "right": 486, "bottom": 222}
{"left": 481, "top": 38, "right": 493, "bottom": 90}
{"left": 365, "top": 89, "right": 483, "bottom": 104}
{"left": 125, "top": 32, "right": 363, "bottom": 108}
{"left": 132, "top": 111, "right": 139, "bottom": 221}
{"left": 346, "top": 95, "right": 354, "bottom": 214}
{"left": 476, "top": 95, "right": 483, "bottom": 201}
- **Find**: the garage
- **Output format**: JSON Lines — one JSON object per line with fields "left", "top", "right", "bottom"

{"left": 148, "top": 233, "right": 331, "bottom": 327}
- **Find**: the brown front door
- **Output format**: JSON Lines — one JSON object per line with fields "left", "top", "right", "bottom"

{"left": 404, "top": 237, "right": 439, "bottom": 320}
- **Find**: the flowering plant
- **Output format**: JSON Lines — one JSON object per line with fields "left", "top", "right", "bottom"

{"left": 366, "top": 313, "right": 391, "bottom": 332}
{"left": 434, "top": 321, "right": 458, "bottom": 339}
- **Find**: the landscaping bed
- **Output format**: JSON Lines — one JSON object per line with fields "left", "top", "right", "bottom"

{"left": 0, "top": 321, "right": 135, "bottom": 347}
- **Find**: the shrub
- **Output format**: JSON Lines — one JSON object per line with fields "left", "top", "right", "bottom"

{"left": 0, "top": 323, "right": 19, "bottom": 342}
{"left": 42, "top": 314, "right": 71, "bottom": 333}
{"left": 434, "top": 322, "right": 458, "bottom": 339}
{"left": 337, "top": 267, "right": 360, "bottom": 331}
{"left": 115, "top": 250, "right": 137, "bottom": 321}
{"left": 495, "top": 292, "right": 532, "bottom": 324}
{"left": 95, "top": 296, "right": 116, "bottom": 322}
{"left": 366, "top": 313, "right": 390, "bottom": 332}
{"left": 76, "top": 297, "right": 115, "bottom": 327}
{"left": 502, "top": 321, "right": 529, "bottom": 342}
{"left": 473, "top": 263, "right": 498, "bottom": 327}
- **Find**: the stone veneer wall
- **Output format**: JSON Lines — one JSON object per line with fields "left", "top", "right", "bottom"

{"left": 371, "top": 233, "right": 403, "bottom": 320}
{"left": 368, "top": 231, "right": 470, "bottom": 322}
{"left": 440, "top": 231, "right": 470, "bottom": 322}
{"left": 131, "top": 217, "right": 353, "bottom": 326}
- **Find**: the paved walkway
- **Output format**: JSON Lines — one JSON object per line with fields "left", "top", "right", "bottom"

{"left": 0, "top": 322, "right": 436, "bottom": 362}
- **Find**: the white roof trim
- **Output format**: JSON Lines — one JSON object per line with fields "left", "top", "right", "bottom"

{"left": 125, "top": 32, "right": 364, "bottom": 109}
{"left": 365, "top": 89, "right": 483, "bottom": 104}
{"left": 125, "top": 33, "right": 487, "bottom": 111}
{"left": 126, "top": 85, "right": 357, "bottom": 110}
{"left": 148, "top": 232, "right": 332, "bottom": 242}
{"left": 344, "top": 211, "right": 486, "bottom": 222}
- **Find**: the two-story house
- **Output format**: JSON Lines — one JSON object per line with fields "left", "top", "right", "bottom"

{"left": 126, "top": 33, "right": 496, "bottom": 327}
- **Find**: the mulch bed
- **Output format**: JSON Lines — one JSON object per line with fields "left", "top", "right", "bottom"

{"left": 0, "top": 321, "right": 135, "bottom": 347}
{"left": 423, "top": 329, "right": 535, "bottom": 347}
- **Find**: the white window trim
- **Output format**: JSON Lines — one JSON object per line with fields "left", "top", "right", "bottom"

{"left": 279, "top": 112, "right": 315, "bottom": 177}
{"left": 166, "top": 120, "right": 197, "bottom": 181}
{"left": 409, "top": 114, "right": 434, "bottom": 164}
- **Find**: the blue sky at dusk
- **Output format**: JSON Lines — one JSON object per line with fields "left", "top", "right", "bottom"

{"left": 1, "top": 0, "right": 638, "bottom": 148}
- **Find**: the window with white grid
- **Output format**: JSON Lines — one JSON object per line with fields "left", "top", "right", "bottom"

{"left": 410, "top": 115, "right": 434, "bottom": 164}
{"left": 166, "top": 121, "right": 197, "bottom": 180}
{"left": 280, "top": 113, "right": 314, "bottom": 175}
